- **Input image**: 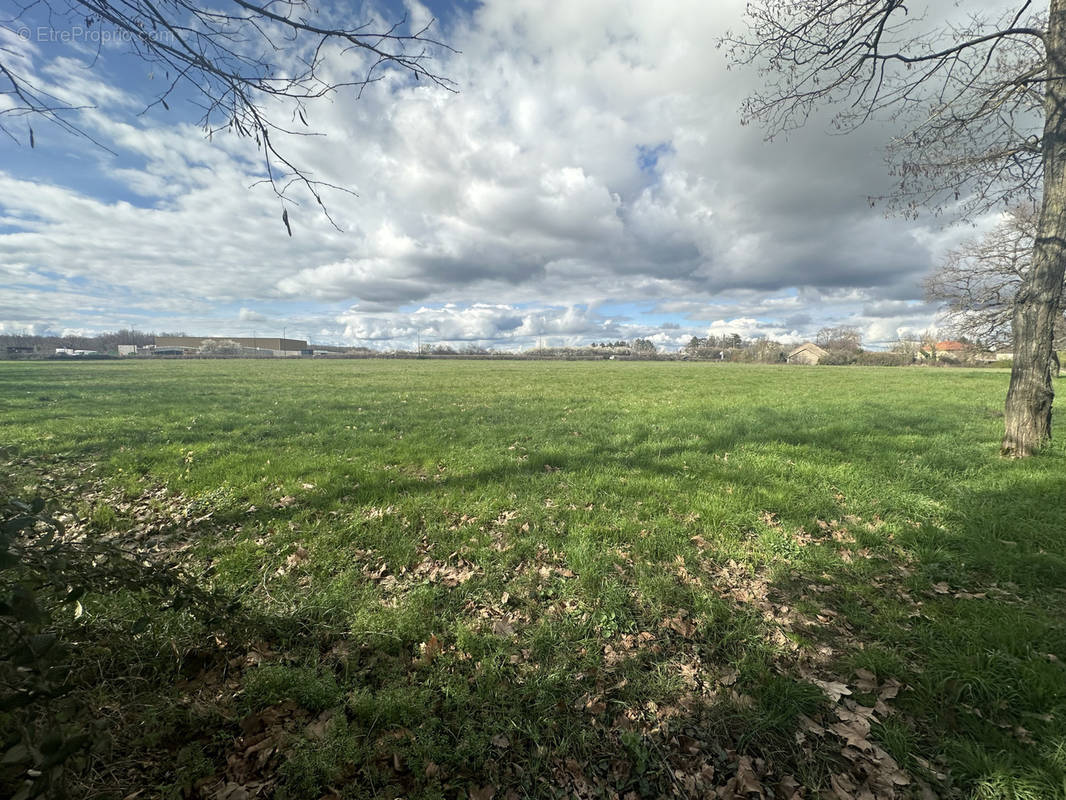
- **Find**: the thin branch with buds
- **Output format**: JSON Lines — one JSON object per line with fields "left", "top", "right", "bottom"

{"left": 1, "top": 0, "right": 457, "bottom": 231}
{"left": 721, "top": 1, "right": 1048, "bottom": 216}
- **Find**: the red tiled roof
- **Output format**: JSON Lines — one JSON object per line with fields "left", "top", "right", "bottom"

{"left": 936, "top": 341, "right": 965, "bottom": 351}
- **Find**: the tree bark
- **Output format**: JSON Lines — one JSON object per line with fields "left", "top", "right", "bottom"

{"left": 1002, "top": 0, "right": 1066, "bottom": 457}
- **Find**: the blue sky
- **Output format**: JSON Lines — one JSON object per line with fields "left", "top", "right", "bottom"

{"left": 0, "top": 0, "right": 1005, "bottom": 350}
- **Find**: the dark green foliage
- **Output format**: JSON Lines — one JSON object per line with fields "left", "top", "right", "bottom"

{"left": 853, "top": 351, "right": 909, "bottom": 367}
{"left": 817, "top": 350, "right": 859, "bottom": 365}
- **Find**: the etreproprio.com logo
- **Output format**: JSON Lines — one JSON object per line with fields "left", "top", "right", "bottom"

{"left": 13, "top": 25, "right": 174, "bottom": 45}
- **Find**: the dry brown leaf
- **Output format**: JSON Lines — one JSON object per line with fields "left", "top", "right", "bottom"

{"left": 492, "top": 618, "right": 515, "bottom": 637}
{"left": 799, "top": 714, "right": 826, "bottom": 736}
{"left": 663, "top": 614, "right": 697, "bottom": 638}
{"left": 830, "top": 719, "right": 872, "bottom": 751}
{"left": 777, "top": 775, "right": 802, "bottom": 800}
{"left": 854, "top": 668, "right": 879, "bottom": 693}
{"left": 420, "top": 634, "right": 443, "bottom": 665}
{"left": 811, "top": 678, "right": 852, "bottom": 703}
{"left": 304, "top": 710, "right": 333, "bottom": 740}
{"left": 829, "top": 772, "right": 858, "bottom": 797}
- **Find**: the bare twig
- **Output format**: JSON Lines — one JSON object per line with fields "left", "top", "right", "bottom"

{"left": 1, "top": 0, "right": 457, "bottom": 226}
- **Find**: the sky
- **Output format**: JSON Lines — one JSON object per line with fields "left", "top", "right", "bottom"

{"left": 0, "top": 0, "right": 1020, "bottom": 351}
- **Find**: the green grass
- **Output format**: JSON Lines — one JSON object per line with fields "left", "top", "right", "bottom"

{"left": 2, "top": 359, "right": 1065, "bottom": 799}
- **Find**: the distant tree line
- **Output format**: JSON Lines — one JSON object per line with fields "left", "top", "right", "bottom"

{"left": 923, "top": 207, "right": 1066, "bottom": 353}
{"left": 419, "top": 344, "right": 496, "bottom": 356}
{"left": 682, "top": 333, "right": 794, "bottom": 362}
{"left": 6, "top": 328, "right": 1035, "bottom": 367}
{"left": 0, "top": 330, "right": 181, "bottom": 356}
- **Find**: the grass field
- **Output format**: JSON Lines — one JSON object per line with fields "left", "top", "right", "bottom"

{"left": 2, "top": 360, "right": 1065, "bottom": 799}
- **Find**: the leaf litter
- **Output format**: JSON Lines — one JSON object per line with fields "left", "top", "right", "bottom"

{"left": 7, "top": 458, "right": 957, "bottom": 799}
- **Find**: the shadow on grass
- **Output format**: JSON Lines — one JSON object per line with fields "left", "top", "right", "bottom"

{"left": 6, "top": 396, "right": 1066, "bottom": 799}
{"left": 164, "top": 405, "right": 1066, "bottom": 798}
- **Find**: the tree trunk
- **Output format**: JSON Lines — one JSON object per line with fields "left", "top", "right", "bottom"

{"left": 1002, "top": 0, "right": 1066, "bottom": 457}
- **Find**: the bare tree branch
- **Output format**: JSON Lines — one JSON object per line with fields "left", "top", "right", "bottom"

{"left": 723, "top": 1, "right": 1066, "bottom": 456}
{"left": 1, "top": 0, "right": 457, "bottom": 228}
{"left": 923, "top": 205, "right": 1066, "bottom": 348}
{"left": 721, "top": 1, "right": 1047, "bottom": 216}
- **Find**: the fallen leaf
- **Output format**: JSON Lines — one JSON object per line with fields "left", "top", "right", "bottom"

{"left": 420, "top": 634, "right": 443, "bottom": 665}
{"left": 854, "top": 668, "right": 879, "bottom": 693}
{"left": 305, "top": 710, "right": 333, "bottom": 740}
{"left": 492, "top": 618, "right": 515, "bottom": 637}
{"left": 811, "top": 678, "right": 852, "bottom": 703}
{"left": 778, "top": 775, "right": 802, "bottom": 800}
{"left": 830, "top": 719, "right": 872, "bottom": 751}
{"left": 663, "top": 614, "right": 697, "bottom": 638}
{"left": 727, "top": 755, "right": 764, "bottom": 797}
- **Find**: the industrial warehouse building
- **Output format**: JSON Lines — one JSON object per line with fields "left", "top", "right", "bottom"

{"left": 153, "top": 336, "right": 310, "bottom": 357}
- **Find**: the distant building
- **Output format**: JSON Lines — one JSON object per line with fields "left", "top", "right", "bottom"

{"left": 786, "top": 342, "right": 829, "bottom": 365}
{"left": 117, "top": 345, "right": 138, "bottom": 356}
{"left": 921, "top": 341, "right": 966, "bottom": 361}
{"left": 153, "top": 336, "right": 308, "bottom": 357}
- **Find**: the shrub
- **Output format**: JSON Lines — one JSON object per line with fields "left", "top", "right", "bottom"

{"left": 854, "top": 352, "right": 908, "bottom": 367}
{"left": 818, "top": 350, "right": 858, "bottom": 365}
